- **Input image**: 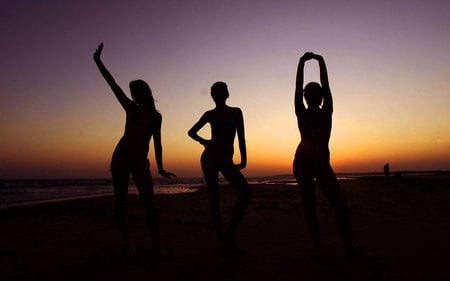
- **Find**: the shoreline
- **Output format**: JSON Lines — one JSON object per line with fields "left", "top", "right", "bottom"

{"left": 0, "top": 193, "right": 114, "bottom": 210}
{"left": 1, "top": 175, "right": 449, "bottom": 280}
{"left": 0, "top": 184, "right": 200, "bottom": 210}
{"left": 2, "top": 171, "right": 449, "bottom": 210}
{"left": 1, "top": 169, "right": 447, "bottom": 181}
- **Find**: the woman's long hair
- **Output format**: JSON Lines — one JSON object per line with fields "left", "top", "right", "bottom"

{"left": 129, "top": 80, "right": 157, "bottom": 114}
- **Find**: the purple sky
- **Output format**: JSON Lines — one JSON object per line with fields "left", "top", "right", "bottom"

{"left": 1, "top": 0, "right": 449, "bottom": 178}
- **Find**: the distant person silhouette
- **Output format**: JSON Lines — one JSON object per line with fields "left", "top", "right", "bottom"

{"left": 384, "top": 163, "right": 390, "bottom": 178}
{"left": 188, "top": 82, "right": 251, "bottom": 250}
{"left": 293, "top": 52, "right": 359, "bottom": 258}
{"left": 93, "top": 43, "right": 175, "bottom": 256}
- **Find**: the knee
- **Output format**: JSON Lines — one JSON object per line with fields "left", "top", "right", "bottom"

{"left": 114, "top": 201, "right": 126, "bottom": 221}
{"left": 240, "top": 185, "right": 252, "bottom": 203}
{"left": 327, "top": 186, "right": 346, "bottom": 205}
{"left": 139, "top": 196, "right": 156, "bottom": 212}
{"left": 329, "top": 194, "right": 349, "bottom": 212}
{"left": 302, "top": 202, "right": 316, "bottom": 215}
{"left": 336, "top": 196, "right": 349, "bottom": 210}
{"left": 300, "top": 184, "right": 315, "bottom": 199}
{"left": 207, "top": 184, "right": 220, "bottom": 197}
{"left": 203, "top": 174, "right": 219, "bottom": 190}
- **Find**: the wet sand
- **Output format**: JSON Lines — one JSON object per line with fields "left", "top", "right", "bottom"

{"left": 1, "top": 174, "right": 449, "bottom": 280}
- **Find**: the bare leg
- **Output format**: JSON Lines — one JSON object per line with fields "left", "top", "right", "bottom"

{"left": 317, "top": 163, "right": 355, "bottom": 255}
{"left": 221, "top": 165, "right": 251, "bottom": 246}
{"left": 201, "top": 151, "right": 223, "bottom": 243}
{"left": 294, "top": 158, "right": 321, "bottom": 251}
{"left": 111, "top": 166, "right": 134, "bottom": 253}
{"left": 132, "top": 159, "right": 161, "bottom": 253}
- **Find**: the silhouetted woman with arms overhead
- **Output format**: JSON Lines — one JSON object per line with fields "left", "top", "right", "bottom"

{"left": 188, "top": 82, "right": 251, "bottom": 250}
{"left": 93, "top": 43, "right": 175, "bottom": 256}
{"left": 294, "top": 52, "right": 358, "bottom": 258}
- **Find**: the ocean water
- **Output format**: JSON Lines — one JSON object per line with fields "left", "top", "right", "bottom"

{"left": 0, "top": 178, "right": 204, "bottom": 208}
{"left": 0, "top": 176, "right": 295, "bottom": 208}
{"left": 0, "top": 173, "right": 373, "bottom": 208}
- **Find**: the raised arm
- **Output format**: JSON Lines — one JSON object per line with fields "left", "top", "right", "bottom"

{"left": 93, "top": 43, "right": 133, "bottom": 109}
{"left": 152, "top": 113, "right": 176, "bottom": 178}
{"left": 188, "top": 113, "right": 210, "bottom": 147}
{"left": 313, "top": 54, "right": 333, "bottom": 114}
{"left": 295, "top": 52, "right": 313, "bottom": 116}
{"left": 235, "top": 108, "right": 247, "bottom": 170}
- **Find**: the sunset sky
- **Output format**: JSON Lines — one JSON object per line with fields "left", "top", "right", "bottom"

{"left": 1, "top": 0, "right": 449, "bottom": 179}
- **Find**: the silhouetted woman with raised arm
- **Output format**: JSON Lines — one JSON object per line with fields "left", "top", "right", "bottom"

{"left": 93, "top": 43, "right": 175, "bottom": 256}
{"left": 294, "top": 52, "right": 358, "bottom": 258}
{"left": 188, "top": 82, "right": 251, "bottom": 250}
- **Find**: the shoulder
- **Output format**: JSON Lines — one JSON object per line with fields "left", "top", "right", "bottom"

{"left": 124, "top": 101, "right": 138, "bottom": 113}
{"left": 201, "top": 109, "right": 215, "bottom": 119}
{"left": 233, "top": 108, "right": 244, "bottom": 120}
{"left": 230, "top": 106, "right": 243, "bottom": 115}
{"left": 205, "top": 109, "right": 215, "bottom": 115}
{"left": 229, "top": 107, "right": 244, "bottom": 122}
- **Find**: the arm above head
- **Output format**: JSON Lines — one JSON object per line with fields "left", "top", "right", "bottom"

{"left": 235, "top": 108, "right": 247, "bottom": 170}
{"left": 312, "top": 53, "right": 333, "bottom": 113}
{"left": 188, "top": 113, "right": 210, "bottom": 147}
{"left": 153, "top": 114, "right": 176, "bottom": 178}
{"left": 93, "top": 43, "right": 132, "bottom": 109}
{"left": 312, "top": 54, "right": 330, "bottom": 90}
{"left": 295, "top": 52, "right": 314, "bottom": 116}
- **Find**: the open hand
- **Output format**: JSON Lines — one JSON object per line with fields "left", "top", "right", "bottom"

{"left": 93, "top": 42, "right": 104, "bottom": 61}
{"left": 159, "top": 170, "right": 177, "bottom": 178}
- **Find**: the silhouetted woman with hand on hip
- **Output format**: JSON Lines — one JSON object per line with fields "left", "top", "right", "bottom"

{"left": 188, "top": 82, "right": 251, "bottom": 251}
{"left": 294, "top": 52, "right": 358, "bottom": 258}
{"left": 93, "top": 43, "right": 175, "bottom": 256}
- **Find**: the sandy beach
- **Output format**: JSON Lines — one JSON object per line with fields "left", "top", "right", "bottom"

{"left": 1, "top": 174, "right": 449, "bottom": 281}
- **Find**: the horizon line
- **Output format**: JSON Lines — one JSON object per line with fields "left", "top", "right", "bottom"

{"left": 1, "top": 169, "right": 449, "bottom": 181}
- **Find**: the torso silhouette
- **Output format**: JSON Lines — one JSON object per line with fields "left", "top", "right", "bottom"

{"left": 205, "top": 106, "right": 240, "bottom": 160}
{"left": 296, "top": 107, "right": 332, "bottom": 162}
{"left": 115, "top": 104, "right": 159, "bottom": 157}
